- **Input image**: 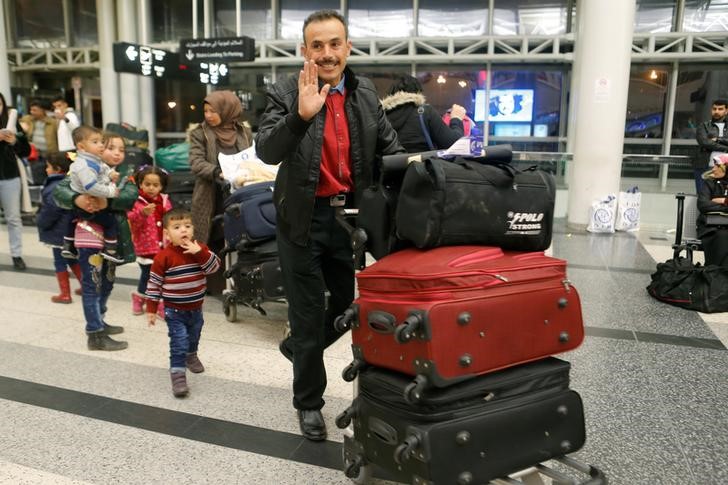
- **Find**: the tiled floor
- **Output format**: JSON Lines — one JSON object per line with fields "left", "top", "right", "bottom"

{"left": 0, "top": 222, "right": 726, "bottom": 484}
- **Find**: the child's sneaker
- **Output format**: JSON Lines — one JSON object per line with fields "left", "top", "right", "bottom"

{"left": 170, "top": 371, "right": 189, "bottom": 397}
{"left": 61, "top": 238, "right": 78, "bottom": 260}
{"left": 186, "top": 352, "right": 205, "bottom": 373}
{"left": 131, "top": 292, "right": 145, "bottom": 315}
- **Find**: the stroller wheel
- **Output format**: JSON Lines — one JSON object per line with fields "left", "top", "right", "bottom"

{"left": 223, "top": 294, "right": 238, "bottom": 322}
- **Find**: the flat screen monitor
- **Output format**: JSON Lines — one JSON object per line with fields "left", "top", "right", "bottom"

{"left": 474, "top": 88, "right": 535, "bottom": 123}
{"left": 493, "top": 123, "right": 531, "bottom": 137}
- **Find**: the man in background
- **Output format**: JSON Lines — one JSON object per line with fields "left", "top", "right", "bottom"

{"left": 20, "top": 100, "right": 58, "bottom": 185}
{"left": 52, "top": 95, "right": 80, "bottom": 152}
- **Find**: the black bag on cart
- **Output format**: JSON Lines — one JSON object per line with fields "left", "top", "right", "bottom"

{"left": 396, "top": 155, "right": 555, "bottom": 251}
{"left": 339, "top": 358, "right": 586, "bottom": 485}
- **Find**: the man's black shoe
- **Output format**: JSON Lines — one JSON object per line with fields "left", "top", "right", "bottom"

{"left": 279, "top": 337, "right": 293, "bottom": 363}
{"left": 297, "top": 409, "right": 327, "bottom": 441}
{"left": 12, "top": 257, "right": 26, "bottom": 271}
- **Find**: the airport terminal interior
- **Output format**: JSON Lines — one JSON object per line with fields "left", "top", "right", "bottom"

{"left": 1, "top": 0, "right": 728, "bottom": 484}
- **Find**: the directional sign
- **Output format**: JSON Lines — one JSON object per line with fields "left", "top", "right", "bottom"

{"left": 113, "top": 42, "right": 230, "bottom": 86}
{"left": 180, "top": 36, "right": 255, "bottom": 63}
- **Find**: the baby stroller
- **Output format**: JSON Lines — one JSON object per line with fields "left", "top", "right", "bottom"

{"left": 220, "top": 181, "right": 285, "bottom": 321}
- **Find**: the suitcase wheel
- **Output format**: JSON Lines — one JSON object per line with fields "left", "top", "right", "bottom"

{"left": 393, "top": 432, "right": 422, "bottom": 465}
{"left": 335, "top": 405, "right": 356, "bottom": 429}
{"left": 343, "top": 453, "right": 372, "bottom": 484}
{"left": 223, "top": 293, "right": 237, "bottom": 322}
{"left": 334, "top": 306, "right": 357, "bottom": 332}
{"left": 342, "top": 359, "right": 366, "bottom": 382}
{"left": 403, "top": 375, "right": 428, "bottom": 404}
{"left": 394, "top": 311, "right": 425, "bottom": 344}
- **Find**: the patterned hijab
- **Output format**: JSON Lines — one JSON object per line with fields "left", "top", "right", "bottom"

{"left": 203, "top": 90, "right": 242, "bottom": 148}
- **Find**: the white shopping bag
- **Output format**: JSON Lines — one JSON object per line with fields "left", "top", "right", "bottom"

{"left": 587, "top": 194, "right": 617, "bottom": 233}
{"left": 217, "top": 142, "right": 278, "bottom": 190}
{"left": 615, "top": 187, "right": 641, "bottom": 232}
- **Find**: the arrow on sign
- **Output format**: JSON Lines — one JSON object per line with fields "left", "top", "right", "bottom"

{"left": 186, "top": 50, "right": 194, "bottom": 61}
{"left": 126, "top": 46, "right": 138, "bottom": 61}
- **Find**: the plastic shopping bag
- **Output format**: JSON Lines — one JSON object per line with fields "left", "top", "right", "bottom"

{"left": 217, "top": 142, "right": 278, "bottom": 190}
{"left": 587, "top": 194, "right": 616, "bottom": 233}
{"left": 615, "top": 186, "right": 641, "bottom": 232}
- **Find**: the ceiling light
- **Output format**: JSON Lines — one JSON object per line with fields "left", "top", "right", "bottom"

{"left": 167, "top": 101, "right": 177, "bottom": 109}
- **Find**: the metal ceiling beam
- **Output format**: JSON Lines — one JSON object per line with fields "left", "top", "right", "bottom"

{"left": 7, "top": 31, "right": 728, "bottom": 71}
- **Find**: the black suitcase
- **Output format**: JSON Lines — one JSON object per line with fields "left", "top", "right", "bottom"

{"left": 338, "top": 358, "right": 586, "bottom": 485}
{"left": 396, "top": 155, "right": 555, "bottom": 251}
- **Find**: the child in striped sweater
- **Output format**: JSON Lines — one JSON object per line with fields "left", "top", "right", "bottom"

{"left": 146, "top": 208, "right": 221, "bottom": 397}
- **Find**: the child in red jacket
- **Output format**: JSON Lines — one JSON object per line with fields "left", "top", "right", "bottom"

{"left": 127, "top": 166, "right": 171, "bottom": 315}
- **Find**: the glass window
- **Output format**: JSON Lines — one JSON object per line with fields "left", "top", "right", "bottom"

{"left": 280, "top": 0, "right": 340, "bottom": 40}
{"left": 152, "top": 0, "right": 199, "bottom": 43}
{"left": 486, "top": 69, "right": 564, "bottom": 142}
{"left": 683, "top": 0, "right": 728, "bottom": 32}
{"left": 214, "top": 0, "right": 273, "bottom": 40}
{"left": 625, "top": 66, "right": 669, "bottom": 139}
{"left": 348, "top": 0, "right": 413, "bottom": 38}
{"left": 634, "top": 0, "right": 675, "bottom": 33}
{"left": 493, "top": 0, "right": 568, "bottom": 36}
{"left": 672, "top": 66, "right": 728, "bottom": 140}
{"left": 352, "top": 65, "right": 413, "bottom": 98}
{"left": 414, "top": 67, "right": 483, "bottom": 132}
{"left": 12, "top": 0, "right": 66, "bottom": 47}
{"left": 228, "top": 68, "right": 274, "bottom": 132}
{"left": 70, "top": 0, "right": 98, "bottom": 46}
{"left": 418, "top": 0, "right": 488, "bottom": 37}
{"left": 155, "top": 79, "right": 206, "bottom": 133}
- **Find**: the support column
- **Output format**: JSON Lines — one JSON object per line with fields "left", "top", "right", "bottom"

{"left": 116, "top": 0, "right": 140, "bottom": 125}
{"left": 566, "top": 0, "right": 636, "bottom": 229}
{"left": 0, "top": 3, "right": 13, "bottom": 101}
{"left": 137, "top": 0, "right": 156, "bottom": 154}
{"left": 96, "top": 0, "right": 120, "bottom": 126}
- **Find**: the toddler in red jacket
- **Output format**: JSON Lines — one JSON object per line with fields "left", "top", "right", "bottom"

{"left": 145, "top": 208, "right": 221, "bottom": 397}
{"left": 127, "top": 166, "right": 171, "bottom": 316}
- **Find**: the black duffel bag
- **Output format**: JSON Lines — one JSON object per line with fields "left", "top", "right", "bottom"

{"left": 647, "top": 257, "right": 728, "bottom": 313}
{"left": 395, "top": 156, "right": 555, "bottom": 251}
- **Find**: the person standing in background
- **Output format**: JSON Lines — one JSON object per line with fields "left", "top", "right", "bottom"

{"left": 188, "top": 90, "right": 252, "bottom": 294}
{"left": 20, "top": 99, "right": 58, "bottom": 186}
{"left": 695, "top": 99, "right": 728, "bottom": 194}
{"left": 255, "top": 9, "right": 403, "bottom": 441}
{"left": 381, "top": 74, "right": 465, "bottom": 152}
{"left": 0, "top": 92, "right": 31, "bottom": 270}
{"left": 52, "top": 95, "right": 81, "bottom": 152}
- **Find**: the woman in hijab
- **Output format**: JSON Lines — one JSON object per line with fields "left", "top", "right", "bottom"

{"left": 697, "top": 153, "right": 728, "bottom": 266}
{"left": 189, "top": 90, "right": 253, "bottom": 246}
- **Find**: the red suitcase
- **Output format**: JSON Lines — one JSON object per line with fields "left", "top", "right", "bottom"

{"left": 336, "top": 246, "right": 584, "bottom": 402}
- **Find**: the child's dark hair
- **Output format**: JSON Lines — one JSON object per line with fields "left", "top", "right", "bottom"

{"left": 163, "top": 208, "right": 192, "bottom": 228}
{"left": 102, "top": 131, "right": 125, "bottom": 147}
{"left": 72, "top": 125, "right": 102, "bottom": 145}
{"left": 46, "top": 152, "right": 71, "bottom": 173}
{"left": 135, "top": 165, "right": 169, "bottom": 191}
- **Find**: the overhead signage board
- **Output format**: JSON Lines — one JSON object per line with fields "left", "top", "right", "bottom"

{"left": 112, "top": 42, "right": 230, "bottom": 86}
{"left": 113, "top": 42, "right": 175, "bottom": 78}
{"left": 179, "top": 36, "right": 255, "bottom": 63}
